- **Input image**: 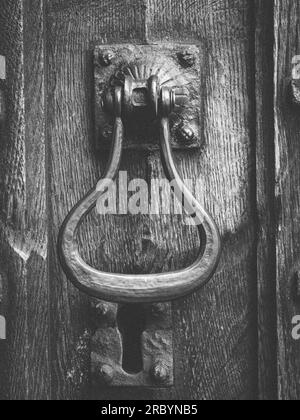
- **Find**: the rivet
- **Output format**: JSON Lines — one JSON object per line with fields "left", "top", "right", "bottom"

{"left": 96, "top": 364, "right": 115, "bottom": 384}
{"left": 95, "top": 301, "right": 111, "bottom": 316}
{"left": 151, "top": 360, "right": 171, "bottom": 385}
{"left": 177, "top": 124, "right": 195, "bottom": 143}
{"left": 177, "top": 50, "right": 196, "bottom": 68}
{"left": 98, "top": 50, "right": 115, "bottom": 67}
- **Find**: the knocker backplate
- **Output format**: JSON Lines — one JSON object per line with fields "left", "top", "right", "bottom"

{"left": 94, "top": 43, "right": 204, "bottom": 150}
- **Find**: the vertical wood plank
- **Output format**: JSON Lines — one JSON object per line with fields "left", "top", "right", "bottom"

{"left": 23, "top": 0, "right": 50, "bottom": 400}
{"left": 0, "top": 53, "right": 8, "bottom": 400}
{"left": 146, "top": 0, "right": 258, "bottom": 399}
{"left": 46, "top": 0, "right": 259, "bottom": 400}
{"left": 0, "top": 0, "right": 50, "bottom": 400}
{"left": 255, "top": 0, "right": 277, "bottom": 400}
{"left": 45, "top": 0, "right": 154, "bottom": 400}
{"left": 0, "top": 0, "right": 265, "bottom": 400}
{"left": 274, "top": 0, "right": 300, "bottom": 401}
{"left": 2, "top": 0, "right": 296, "bottom": 401}
{"left": 0, "top": 0, "right": 26, "bottom": 399}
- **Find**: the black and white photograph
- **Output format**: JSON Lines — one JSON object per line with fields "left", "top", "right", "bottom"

{"left": 0, "top": 0, "right": 299, "bottom": 403}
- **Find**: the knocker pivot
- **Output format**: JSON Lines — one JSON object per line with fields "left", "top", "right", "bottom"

{"left": 102, "top": 74, "right": 188, "bottom": 121}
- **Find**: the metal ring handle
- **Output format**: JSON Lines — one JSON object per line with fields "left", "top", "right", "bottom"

{"left": 58, "top": 89, "right": 221, "bottom": 303}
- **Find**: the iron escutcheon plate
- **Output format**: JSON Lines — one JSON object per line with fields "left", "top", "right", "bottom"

{"left": 94, "top": 44, "right": 204, "bottom": 150}
{"left": 91, "top": 301, "right": 173, "bottom": 388}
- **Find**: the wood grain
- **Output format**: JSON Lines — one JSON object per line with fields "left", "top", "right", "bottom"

{"left": 255, "top": 0, "right": 277, "bottom": 400}
{"left": 148, "top": 0, "right": 258, "bottom": 400}
{"left": 57, "top": 115, "right": 221, "bottom": 304}
{"left": 46, "top": 0, "right": 258, "bottom": 400}
{"left": 0, "top": 0, "right": 49, "bottom": 400}
{"left": 274, "top": 0, "right": 300, "bottom": 401}
{"left": 46, "top": 0, "right": 151, "bottom": 400}
{"left": 0, "top": 0, "right": 289, "bottom": 400}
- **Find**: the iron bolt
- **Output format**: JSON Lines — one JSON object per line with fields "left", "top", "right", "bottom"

{"left": 177, "top": 124, "right": 195, "bottom": 143}
{"left": 95, "top": 301, "right": 111, "bottom": 316}
{"left": 151, "top": 360, "right": 171, "bottom": 385}
{"left": 177, "top": 50, "right": 196, "bottom": 68}
{"left": 96, "top": 364, "right": 115, "bottom": 384}
{"left": 99, "top": 50, "right": 115, "bottom": 67}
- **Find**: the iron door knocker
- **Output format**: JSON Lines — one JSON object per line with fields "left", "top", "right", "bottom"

{"left": 57, "top": 44, "right": 221, "bottom": 387}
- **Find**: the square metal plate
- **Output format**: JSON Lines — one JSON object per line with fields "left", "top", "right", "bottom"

{"left": 94, "top": 44, "right": 204, "bottom": 151}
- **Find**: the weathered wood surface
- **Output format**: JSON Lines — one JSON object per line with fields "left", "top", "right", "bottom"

{"left": 0, "top": 0, "right": 290, "bottom": 400}
{"left": 0, "top": 0, "right": 49, "bottom": 400}
{"left": 274, "top": 0, "right": 300, "bottom": 401}
{"left": 255, "top": 0, "right": 277, "bottom": 400}
{"left": 46, "top": 0, "right": 257, "bottom": 400}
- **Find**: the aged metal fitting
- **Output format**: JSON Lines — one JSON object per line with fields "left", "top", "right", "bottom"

{"left": 151, "top": 360, "right": 171, "bottom": 385}
{"left": 177, "top": 124, "right": 195, "bottom": 143}
{"left": 123, "top": 75, "right": 160, "bottom": 118}
{"left": 103, "top": 76, "right": 188, "bottom": 120}
{"left": 92, "top": 300, "right": 118, "bottom": 327}
{"left": 99, "top": 50, "right": 115, "bottom": 67}
{"left": 57, "top": 44, "right": 221, "bottom": 390}
{"left": 95, "top": 301, "right": 111, "bottom": 317}
{"left": 177, "top": 50, "right": 196, "bottom": 68}
{"left": 94, "top": 44, "right": 203, "bottom": 150}
{"left": 96, "top": 364, "right": 115, "bottom": 384}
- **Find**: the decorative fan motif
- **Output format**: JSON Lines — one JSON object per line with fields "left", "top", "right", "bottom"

{"left": 109, "top": 52, "right": 194, "bottom": 93}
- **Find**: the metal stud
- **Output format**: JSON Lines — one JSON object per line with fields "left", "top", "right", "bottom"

{"left": 99, "top": 50, "right": 115, "bottom": 67}
{"left": 177, "top": 50, "right": 196, "bottom": 68}
{"left": 177, "top": 124, "right": 195, "bottom": 144}
{"left": 151, "top": 360, "right": 171, "bottom": 385}
{"left": 96, "top": 364, "right": 115, "bottom": 384}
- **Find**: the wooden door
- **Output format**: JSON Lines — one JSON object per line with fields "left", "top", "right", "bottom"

{"left": 0, "top": 0, "right": 299, "bottom": 401}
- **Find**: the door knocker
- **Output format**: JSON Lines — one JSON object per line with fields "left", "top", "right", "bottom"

{"left": 57, "top": 44, "right": 221, "bottom": 387}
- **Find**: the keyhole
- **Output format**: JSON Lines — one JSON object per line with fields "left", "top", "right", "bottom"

{"left": 117, "top": 305, "right": 146, "bottom": 374}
